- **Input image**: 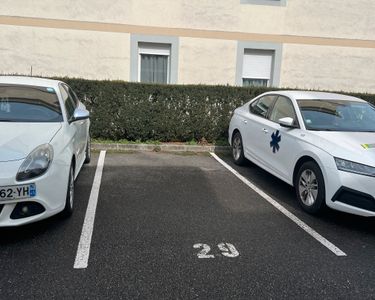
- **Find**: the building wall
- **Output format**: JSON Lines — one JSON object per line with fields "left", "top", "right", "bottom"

{"left": 1, "top": 0, "right": 374, "bottom": 40}
{"left": 0, "top": 0, "right": 374, "bottom": 92}
{"left": 179, "top": 38, "right": 237, "bottom": 85}
{"left": 281, "top": 45, "right": 375, "bottom": 93}
{"left": 0, "top": 25, "right": 130, "bottom": 80}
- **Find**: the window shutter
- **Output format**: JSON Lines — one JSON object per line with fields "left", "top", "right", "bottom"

{"left": 242, "top": 50, "right": 273, "bottom": 80}
{"left": 138, "top": 43, "right": 170, "bottom": 56}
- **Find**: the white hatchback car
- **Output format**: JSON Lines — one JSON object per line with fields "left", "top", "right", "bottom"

{"left": 229, "top": 91, "right": 375, "bottom": 217}
{"left": 0, "top": 76, "right": 90, "bottom": 226}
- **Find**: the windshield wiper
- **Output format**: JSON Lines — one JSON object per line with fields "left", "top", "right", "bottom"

{"left": 0, "top": 119, "right": 16, "bottom": 122}
{"left": 308, "top": 128, "right": 338, "bottom": 131}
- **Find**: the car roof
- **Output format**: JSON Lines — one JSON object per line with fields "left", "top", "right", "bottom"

{"left": 265, "top": 90, "right": 366, "bottom": 102}
{"left": 0, "top": 76, "right": 62, "bottom": 89}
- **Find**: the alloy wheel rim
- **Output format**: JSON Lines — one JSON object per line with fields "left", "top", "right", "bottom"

{"left": 298, "top": 169, "right": 318, "bottom": 206}
{"left": 233, "top": 136, "right": 242, "bottom": 160}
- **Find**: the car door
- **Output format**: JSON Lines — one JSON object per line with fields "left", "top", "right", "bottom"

{"left": 60, "top": 84, "right": 85, "bottom": 169}
{"left": 65, "top": 84, "right": 89, "bottom": 158}
{"left": 257, "top": 95, "right": 302, "bottom": 182}
{"left": 242, "top": 95, "right": 278, "bottom": 165}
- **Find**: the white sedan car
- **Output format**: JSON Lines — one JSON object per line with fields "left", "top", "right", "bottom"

{"left": 229, "top": 91, "right": 375, "bottom": 217}
{"left": 0, "top": 76, "right": 90, "bottom": 226}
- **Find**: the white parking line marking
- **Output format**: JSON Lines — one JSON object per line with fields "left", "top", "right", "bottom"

{"left": 74, "top": 150, "right": 107, "bottom": 269}
{"left": 210, "top": 153, "right": 347, "bottom": 257}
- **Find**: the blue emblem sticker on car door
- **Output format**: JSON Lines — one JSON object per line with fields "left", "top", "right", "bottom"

{"left": 270, "top": 130, "right": 281, "bottom": 153}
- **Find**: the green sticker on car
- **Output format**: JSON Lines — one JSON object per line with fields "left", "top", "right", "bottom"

{"left": 361, "top": 143, "right": 375, "bottom": 149}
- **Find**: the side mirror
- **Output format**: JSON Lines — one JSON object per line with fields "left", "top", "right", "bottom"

{"left": 278, "top": 117, "right": 296, "bottom": 128}
{"left": 70, "top": 108, "right": 89, "bottom": 123}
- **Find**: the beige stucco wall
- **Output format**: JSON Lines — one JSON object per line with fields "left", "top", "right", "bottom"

{"left": 1, "top": 0, "right": 374, "bottom": 40}
{"left": 179, "top": 38, "right": 237, "bottom": 85}
{"left": 0, "top": 25, "right": 130, "bottom": 80}
{"left": 284, "top": 0, "right": 375, "bottom": 41}
{"left": 0, "top": 1, "right": 374, "bottom": 93}
{"left": 280, "top": 44, "right": 375, "bottom": 93}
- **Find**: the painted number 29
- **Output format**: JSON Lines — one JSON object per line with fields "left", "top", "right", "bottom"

{"left": 193, "top": 243, "right": 239, "bottom": 258}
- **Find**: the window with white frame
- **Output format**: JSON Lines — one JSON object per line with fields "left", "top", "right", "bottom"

{"left": 242, "top": 49, "right": 274, "bottom": 87}
{"left": 138, "top": 42, "right": 171, "bottom": 84}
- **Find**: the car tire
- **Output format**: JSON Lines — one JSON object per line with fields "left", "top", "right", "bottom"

{"left": 84, "top": 135, "right": 91, "bottom": 164}
{"left": 232, "top": 131, "right": 246, "bottom": 165}
{"left": 295, "top": 161, "right": 326, "bottom": 214}
{"left": 61, "top": 164, "right": 74, "bottom": 217}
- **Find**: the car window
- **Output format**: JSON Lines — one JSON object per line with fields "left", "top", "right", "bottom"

{"left": 249, "top": 95, "right": 277, "bottom": 118}
{"left": 269, "top": 96, "right": 298, "bottom": 125}
{"left": 298, "top": 99, "right": 375, "bottom": 132}
{"left": 64, "top": 84, "right": 79, "bottom": 107}
{"left": 60, "top": 84, "right": 76, "bottom": 120}
{"left": 0, "top": 84, "right": 63, "bottom": 123}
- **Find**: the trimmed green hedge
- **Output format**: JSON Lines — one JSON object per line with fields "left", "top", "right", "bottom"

{"left": 58, "top": 78, "right": 375, "bottom": 143}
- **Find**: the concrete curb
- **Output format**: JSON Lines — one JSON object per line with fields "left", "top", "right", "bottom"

{"left": 92, "top": 143, "right": 231, "bottom": 153}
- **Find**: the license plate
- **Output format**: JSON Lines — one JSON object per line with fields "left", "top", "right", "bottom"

{"left": 0, "top": 184, "right": 36, "bottom": 201}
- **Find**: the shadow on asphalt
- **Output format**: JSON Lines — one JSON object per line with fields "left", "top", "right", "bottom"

{"left": 219, "top": 155, "right": 375, "bottom": 235}
{"left": 0, "top": 214, "right": 69, "bottom": 245}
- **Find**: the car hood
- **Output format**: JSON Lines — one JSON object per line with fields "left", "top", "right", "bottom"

{"left": 308, "top": 131, "right": 375, "bottom": 166}
{"left": 0, "top": 123, "right": 62, "bottom": 162}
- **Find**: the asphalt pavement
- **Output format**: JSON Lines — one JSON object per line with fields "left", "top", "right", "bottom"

{"left": 1, "top": 151, "right": 375, "bottom": 299}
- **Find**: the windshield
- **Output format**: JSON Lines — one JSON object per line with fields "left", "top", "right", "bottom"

{"left": 0, "top": 84, "right": 63, "bottom": 122}
{"left": 297, "top": 99, "right": 375, "bottom": 132}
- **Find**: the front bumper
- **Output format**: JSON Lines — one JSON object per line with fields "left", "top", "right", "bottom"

{"left": 0, "top": 159, "right": 70, "bottom": 226}
{"left": 325, "top": 167, "right": 375, "bottom": 217}
{"left": 332, "top": 187, "right": 375, "bottom": 212}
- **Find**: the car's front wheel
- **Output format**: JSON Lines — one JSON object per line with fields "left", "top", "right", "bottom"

{"left": 232, "top": 131, "right": 246, "bottom": 165}
{"left": 295, "top": 161, "right": 325, "bottom": 214}
{"left": 61, "top": 164, "right": 74, "bottom": 217}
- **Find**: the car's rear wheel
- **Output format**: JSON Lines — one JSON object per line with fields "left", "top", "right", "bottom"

{"left": 84, "top": 135, "right": 91, "bottom": 164}
{"left": 232, "top": 131, "right": 246, "bottom": 165}
{"left": 295, "top": 161, "right": 325, "bottom": 214}
{"left": 61, "top": 164, "right": 74, "bottom": 217}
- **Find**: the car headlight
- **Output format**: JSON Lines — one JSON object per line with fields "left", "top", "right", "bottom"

{"left": 334, "top": 157, "right": 375, "bottom": 177}
{"left": 16, "top": 144, "right": 54, "bottom": 181}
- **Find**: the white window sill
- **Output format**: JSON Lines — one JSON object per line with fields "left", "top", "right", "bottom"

{"left": 240, "top": 0, "right": 286, "bottom": 6}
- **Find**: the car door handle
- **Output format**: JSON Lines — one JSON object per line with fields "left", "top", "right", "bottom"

{"left": 262, "top": 128, "right": 268, "bottom": 133}
{"left": 243, "top": 120, "right": 248, "bottom": 124}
